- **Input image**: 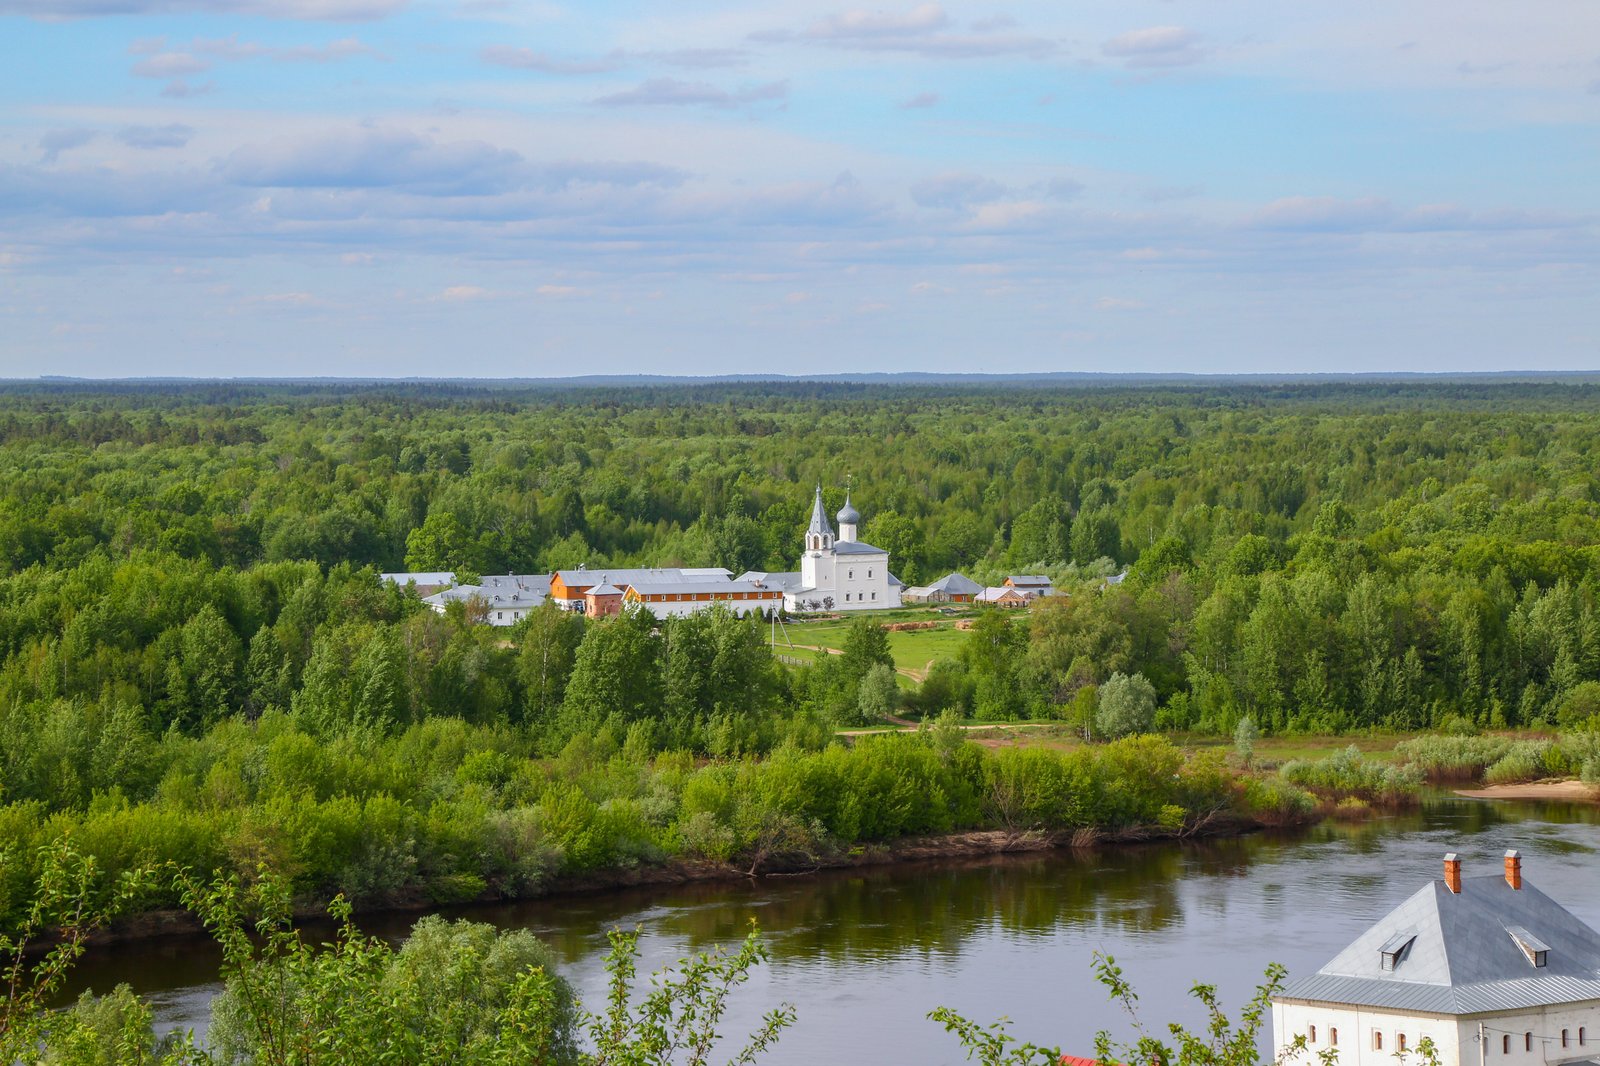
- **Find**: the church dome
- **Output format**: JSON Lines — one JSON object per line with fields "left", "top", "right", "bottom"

{"left": 836, "top": 498, "right": 860, "bottom": 526}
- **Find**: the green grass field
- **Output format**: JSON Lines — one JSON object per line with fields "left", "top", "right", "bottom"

{"left": 773, "top": 609, "right": 974, "bottom": 677}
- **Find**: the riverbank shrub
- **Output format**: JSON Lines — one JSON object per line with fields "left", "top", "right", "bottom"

{"left": 1393, "top": 735, "right": 1519, "bottom": 780}
{"left": 1394, "top": 731, "right": 1600, "bottom": 784}
{"left": 0, "top": 722, "right": 1285, "bottom": 932}
{"left": 1278, "top": 746, "right": 1422, "bottom": 804}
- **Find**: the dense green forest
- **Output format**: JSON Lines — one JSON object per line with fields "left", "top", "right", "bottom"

{"left": 3, "top": 380, "right": 1600, "bottom": 923}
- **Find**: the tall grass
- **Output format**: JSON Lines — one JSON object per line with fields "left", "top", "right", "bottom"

{"left": 1278, "top": 746, "right": 1422, "bottom": 805}
{"left": 1395, "top": 732, "right": 1600, "bottom": 785}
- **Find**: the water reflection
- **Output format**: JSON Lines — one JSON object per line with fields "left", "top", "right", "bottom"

{"left": 61, "top": 792, "right": 1600, "bottom": 1063}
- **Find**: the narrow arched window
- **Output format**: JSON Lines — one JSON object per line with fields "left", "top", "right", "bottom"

{"left": 1563, "top": 1031, "right": 1570, "bottom": 1049}
{"left": 1503, "top": 1036, "right": 1510, "bottom": 1055}
{"left": 1398, "top": 1034, "right": 1407, "bottom": 1053}
{"left": 1330, "top": 1028, "right": 1338, "bottom": 1047}
{"left": 1581, "top": 1028, "right": 1588, "bottom": 1046}
{"left": 1308, "top": 1025, "right": 1317, "bottom": 1043}
{"left": 1526, "top": 1033, "right": 1533, "bottom": 1052}
{"left": 1374, "top": 1032, "right": 1383, "bottom": 1051}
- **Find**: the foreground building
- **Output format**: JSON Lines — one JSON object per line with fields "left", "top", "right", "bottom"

{"left": 1273, "top": 851, "right": 1600, "bottom": 1066}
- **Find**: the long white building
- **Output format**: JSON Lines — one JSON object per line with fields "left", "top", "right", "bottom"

{"left": 1273, "top": 851, "right": 1600, "bottom": 1066}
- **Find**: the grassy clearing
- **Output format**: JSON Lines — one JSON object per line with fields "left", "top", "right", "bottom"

{"left": 774, "top": 610, "right": 974, "bottom": 676}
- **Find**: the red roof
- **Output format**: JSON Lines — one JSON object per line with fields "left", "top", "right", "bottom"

{"left": 1061, "top": 1057, "right": 1109, "bottom": 1066}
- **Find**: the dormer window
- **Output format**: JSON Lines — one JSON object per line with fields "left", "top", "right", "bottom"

{"left": 1379, "top": 932, "right": 1416, "bottom": 971}
{"left": 1507, "top": 925, "right": 1548, "bottom": 968}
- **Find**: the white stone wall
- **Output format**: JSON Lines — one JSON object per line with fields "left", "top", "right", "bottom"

{"left": 787, "top": 550, "right": 902, "bottom": 611}
{"left": 1456, "top": 1003, "right": 1600, "bottom": 1065}
{"left": 801, "top": 546, "right": 835, "bottom": 596}
{"left": 1275, "top": 1001, "right": 1600, "bottom": 1066}
{"left": 486, "top": 606, "right": 530, "bottom": 626}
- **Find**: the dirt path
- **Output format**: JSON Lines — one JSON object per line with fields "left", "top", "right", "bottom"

{"left": 836, "top": 721, "right": 1057, "bottom": 737}
{"left": 1454, "top": 779, "right": 1598, "bottom": 802}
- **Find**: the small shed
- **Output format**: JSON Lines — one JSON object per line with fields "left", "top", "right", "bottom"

{"left": 584, "top": 582, "right": 625, "bottom": 619}
{"left": 976, "top": 586, "right": 1032, "bottom": 608}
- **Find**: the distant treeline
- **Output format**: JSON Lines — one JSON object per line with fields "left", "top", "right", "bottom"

{"left": 5, "top": 381, "right": 1600, "bottom": 733}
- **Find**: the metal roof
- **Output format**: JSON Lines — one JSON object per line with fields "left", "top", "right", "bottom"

{"left": 1277, "top": 872, "right": 1600, "bottom": 1015}
{"left": 738, "top": 570, "right": 803, "bottom": 591}
{"left": 832, "top": 540, "right": 887, "bottom": 555}
{"left": 807, "top": 486, "right": 834, "bottom": 540}
{"left": 554, "top": 568, "right": 728, "bottom": 587}
{"left": 381, "top": 571, "right": 456, "bottom": 585}
{"left": 626, "top": 581, "right": 780, "bottom": 596}
{"left": 928, "top": 572, "right": 983, "bottom": 594}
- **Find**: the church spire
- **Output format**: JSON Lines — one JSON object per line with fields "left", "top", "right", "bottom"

{"left": 806, "top": 484, "right": 834, "bottom": 552}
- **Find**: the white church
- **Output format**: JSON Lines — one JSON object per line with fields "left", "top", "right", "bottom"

{"left": 741, "top": 486, "right": 903, "bottom": 613}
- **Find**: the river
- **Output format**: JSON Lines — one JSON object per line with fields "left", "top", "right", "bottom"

{"left": 60, "top": 792, "right": 1600, "bottom": 1063}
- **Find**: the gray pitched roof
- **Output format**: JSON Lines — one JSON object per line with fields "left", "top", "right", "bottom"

{"left": 554, "top": 568, "right": 728, "bottom": 588}
{"left": 928, "top": 573, "right": 983, "bottom": 595}
{"left": 625, "top": 580, "right": 780, "bottom": 596}
{"left": 807, "top": 486, "right": 834, "bottom": 540}
{"left": 833, "top": 540, "right": 887, "bottom": 556}
{"left": 1277, "top": 872, "right": 1600, "bottom": 1015}
{"left": 738, "top": 571, "right": 804, "bottom": 592}
{"left": 381, "top": 571, "right": 456, "bottom": 586}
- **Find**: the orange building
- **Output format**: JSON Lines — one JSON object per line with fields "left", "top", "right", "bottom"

{"left": 622, "top": 581, "right": 783, "bottom": 619}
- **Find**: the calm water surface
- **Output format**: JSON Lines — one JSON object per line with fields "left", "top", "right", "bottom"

{"left": 64, "top": 794, "right": 1600, "bottom": 1063}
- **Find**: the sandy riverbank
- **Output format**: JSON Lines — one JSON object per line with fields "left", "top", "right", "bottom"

{"left": 1454, "top": 779, "right": 1598, "bottom": 802}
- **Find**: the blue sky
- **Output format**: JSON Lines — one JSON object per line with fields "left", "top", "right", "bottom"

{"left": 2, "top": 0, "right": 1597, "bottom": 377}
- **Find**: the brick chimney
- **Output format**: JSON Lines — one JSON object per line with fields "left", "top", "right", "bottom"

{"left": 1444, "top": 852, "right": 1462, "bottom": 894}
{"left": 1505, "top": 849, "right": 1522, "bottom": 890}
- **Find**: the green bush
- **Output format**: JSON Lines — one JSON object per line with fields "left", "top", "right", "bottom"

{"left": 1279, "top": 746, "right": 1422, "bottom": 803}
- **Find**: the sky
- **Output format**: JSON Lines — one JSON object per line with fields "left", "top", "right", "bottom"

{"left": 1, "top": 1, "right": 1598, "bottom": 378}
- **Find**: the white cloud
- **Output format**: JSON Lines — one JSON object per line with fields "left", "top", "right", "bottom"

{"left": 2, "top": 0, "right": 406, "bottom": 20}
{"left": 910, "top": 172, "right": 1006, "bottom": 209}
{"left": 899, "top": 91, "right": 940, "bottom": 109}
{"left": 594, "top": 77, "right": 787, "bottom": 108}
{"left": 160, "top": 78, "right": 215, "bottom": 98}
{"left": 38, "top": 128, "right": 97, "bottom": 163}
{"left": 1101, "top": 26, "right": 1207, "bottom": 69}
{"left": 132, "top": 52, "right": 211, "bottom": 78}
{"left": 755, "top": 3, "right": 1058, "bottom": 60}
{"left": 481, "top": 46, "right": 626, "bottom": 74}
{"left": 118, "top": 124, "right": 195, "bottom": 149}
